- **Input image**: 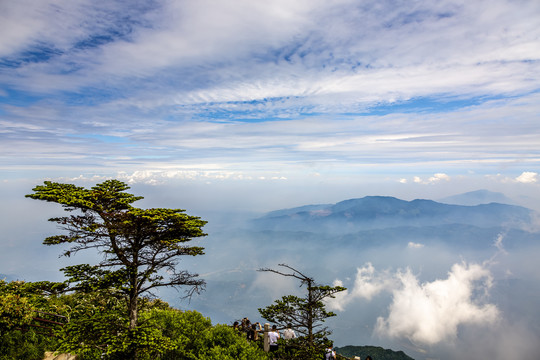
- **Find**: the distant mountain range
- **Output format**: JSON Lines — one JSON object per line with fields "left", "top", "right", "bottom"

{"left": 438, "top": 189, "right": 516, "bottom": 206}
{"left": 253, "top": 194, "right": 534, "bottom": 234}
{"left": 246, "top": 191, "right": 539, "bottom": 251}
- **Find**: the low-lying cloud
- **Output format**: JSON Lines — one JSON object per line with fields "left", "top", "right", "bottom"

{"left": 328, "top": 261, "right": 500, "bottom": 345}
{"left": 515, "top": 171, "right": 538, "bottom": 184}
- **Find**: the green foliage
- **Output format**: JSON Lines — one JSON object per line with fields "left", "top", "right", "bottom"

{"left": 1, "top": 285, "right": 268, "bottom": 360}
{"left": 0, "top": 330, "right": 56, "bottom": 360}
{"left": 107, "top": 326, "right": 176, "bottom": 360}
{"left": 335, "top": 345, "right": 415, "bottom": 360}
{"left": 0, "top": 292, "right": 35, "bottom": 331}
{"left": 61, "top": 264, "right": 129, "bottom": 293}
{"left": 26, "top": 180, "right": 142, "bottom": 212}
{"left": 145, "top": 308, "right": 269, "bottom": 360}
{"left": 258, "top": 264, "right": 346, "bottom": 359}
{"left": 258, "top": 290, "right": 339, "bottom": 337}
{"left": 0, "top": 279, "right": 67, "bottom": 333}
{"left": 53, "top": 290, "right": 128, "bottom": 358}
{"left": 22, "top": 180, "right": 266, "bottom": 359}
{"left": 267, "top": 337, "right": 331, "bottom": 360}
{"left": 0, "top": 280, "right": 68, "bottom": 359}
{"left": 26, "top": 179, "right": 208, "bottom": 345}
{"left": 0, "top": 287, "right": 173, "bottom": 360}
{"left": 54, "top": 302, "right": 269, "bottom": 360}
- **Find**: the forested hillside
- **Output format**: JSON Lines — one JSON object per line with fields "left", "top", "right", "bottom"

{"left": 336, "top": 345, "right": 415, "bottom": 360}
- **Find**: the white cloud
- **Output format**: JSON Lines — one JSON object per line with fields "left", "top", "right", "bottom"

{"left": 486, "top": 171, "right": 540, "bottom": 186}
{"left": 410, "top": 173, "right": 451, "bottom": 185}
{"left": 328, "top": 262, "right": 500, "bottom": 345}
{"left": 515, "top": 172, "right": 538, "bottom": 184}
{"left": 493, "top": 233, "right": 507, "bottom": 255}
{"left": 429, "top": 173, "right": 450, "bottom": 183}
{"left": 3, "top": 0, "right": 540, "bottom": 100}
{"left": 408, "top": 242, "right": 424, "bottom": 249}
{"left": 375, "top": 263, "right": 499, "bottom": 345}
{"left": 328, "top": 263, "right": 396, "bottom": 311}
{"left": 95, "top": 0, "right": 317, "bottom": 76}
{"left": 1, "top": 1, "right": 540, "bottom": 188}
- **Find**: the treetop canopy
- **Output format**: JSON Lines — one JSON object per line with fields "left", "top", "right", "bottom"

{"left": 26, "top": 179, "right": 144, "bottom": 213}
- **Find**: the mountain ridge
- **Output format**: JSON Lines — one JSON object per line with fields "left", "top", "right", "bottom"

{"left": 438, "top": 189, "right": 515, "bottom": 206}
{"left": 253, "top": 195, "right": 535, "bottom": 234}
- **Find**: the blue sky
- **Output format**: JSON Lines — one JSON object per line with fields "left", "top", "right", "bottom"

{"left": 1, "top": 1, "right": 539, "bottom": 208}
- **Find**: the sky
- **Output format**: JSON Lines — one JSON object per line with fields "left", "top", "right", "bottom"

{"left": 1, "top": 1, "right": 540, "bottom": 359}
{"left": 1, "top": 0, "right": 539, "bottom": 207}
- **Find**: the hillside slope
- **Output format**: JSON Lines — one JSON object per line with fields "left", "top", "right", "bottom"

{"left": 336, "top": 345, "right": 415, "bottom": 360}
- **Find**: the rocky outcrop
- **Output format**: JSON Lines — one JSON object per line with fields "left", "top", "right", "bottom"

{"left": 43, "top": 352, "right": 79, "bottom": 360}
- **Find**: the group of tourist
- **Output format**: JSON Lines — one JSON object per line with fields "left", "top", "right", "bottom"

{"left": 232, "top": 318, "right": 297, "bottom": 353}
{"left": 268, "top": 323, "right": 296, "bottom": 352}
{"left": 233, "top": 317, "right": 264, "bottom": 341}
{"left": 231, "top": 318, "right": 376, "bottom": 359}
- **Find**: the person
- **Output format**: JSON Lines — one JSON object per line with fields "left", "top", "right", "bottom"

{"left": 282, "top": 323, "right": 296, "bottom": 340}
{"left": 365, "top": 356, "right": 372, "bottom": 360}
{"left": 233, "top": 321, "right": 240, "bottom": 331}
{"left": 324, "top": 344, "right": 336, "bottom": 359}
{"left": 268, "top": 324, "right": 280, "bottom": 353}
{"left": 241, "top": 317, "right": 250, "bottom": 332}
{"left": 247, "top": 322, "right": 262, "bottom": 341}
{"left": 282, "top": 323, "right": 296, "bottom": 355}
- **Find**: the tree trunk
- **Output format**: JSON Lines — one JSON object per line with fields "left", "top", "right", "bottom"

{"left": 129, "top": 294, "right": 138, "bottom": 330}
{"left": 128, "top": 264, "right": 139, "bottom": 330}
{"left": 307, "top": 279, "right": 314, "bottom": 347}
{"left": 128, "top": 270, "right": 139, "bottom": 360}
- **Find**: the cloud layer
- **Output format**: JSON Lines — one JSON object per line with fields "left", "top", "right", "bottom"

{"left": 1, "top": 0, "right": 539, "bottom": 186}
{"left": 329, "top": 262, "right": 500, "bottom": 345}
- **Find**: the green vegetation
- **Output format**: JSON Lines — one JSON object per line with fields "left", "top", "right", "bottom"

{"left": 336, "top": 345, "right": 415, "bottom": 360}
{"left": 258, "top": 264, "right": 347, "bottom": 359}
{"left": 26, "top": 180, "right": 207, "bottom": 358}
{"left": 0, "top": 330, "right": 54, "bottom": 360}
{"left": 0, "top": 280, "right": 269, "bottom": 359}
{"left": 0, "top": 280, "right": 66, "bottom": 360}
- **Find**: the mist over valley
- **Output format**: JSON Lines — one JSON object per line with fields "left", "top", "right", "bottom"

{"left": 177, "top": 190, "right": 540, "bottom": 360}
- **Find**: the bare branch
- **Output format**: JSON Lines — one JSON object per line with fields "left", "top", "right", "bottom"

{"left": 258, "top": 263, "right": 314, "bottom": 286}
